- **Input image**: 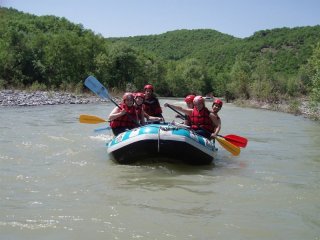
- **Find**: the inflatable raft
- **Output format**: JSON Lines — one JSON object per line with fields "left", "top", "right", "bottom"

{"left": 107, "top": 123, "right": 217, "bottom": 165}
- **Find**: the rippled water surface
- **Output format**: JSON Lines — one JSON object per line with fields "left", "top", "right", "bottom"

{"left": 1, "top": 100, "right": 320, "bottom": 240}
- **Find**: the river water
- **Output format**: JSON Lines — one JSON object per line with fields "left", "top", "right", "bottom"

{"left": 1, "top": 100, "right": 319, "bottom": 240}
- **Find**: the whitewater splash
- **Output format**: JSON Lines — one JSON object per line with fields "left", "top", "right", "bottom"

{"left": 89, "top": 134, "right": 113, "bottom": 142}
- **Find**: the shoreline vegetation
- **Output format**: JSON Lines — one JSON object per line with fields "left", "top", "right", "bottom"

{"left": 1, "top": 9, "right": 319, "bottom": 121}
{"left": 234, "top": 98, "right": 320, "bottom": 121}
{"left": 1, "top": 90, "right": 319, "bottom": 121}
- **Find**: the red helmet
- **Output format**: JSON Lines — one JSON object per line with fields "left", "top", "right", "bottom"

{"left": 184, "top": 95, "right": 195, "bottom": 103}
{"left": 193, "top": 96, "right": 204, "bottom": 105}
{"left": 122, "top": 92, "right": 134, "bottom": 101}
{"left": 144, "top": 84, "right": 154, "bottom": 91}
{"left": 134, "top": 92, "right": 145, "bottom": 99}
{"left": 213, "top": 98, "right": 223, "bottom": 107}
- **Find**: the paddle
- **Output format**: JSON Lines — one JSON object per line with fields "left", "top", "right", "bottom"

{"left": 80, "top": 113, "right": 163, "bottom": 126}
{"left": 222, "top": 134, "right": 248, "bottom": 148}
{"left": 85, "top": 76, "right": 119, "bottom": 107}
{"left": 94, "top": 126, "right": 111, "bottom": 132}
{"left": 79, "top": 114, "right": 108, "bottom": 124}
{"left": 165, "top": 104, "right": 241, "bottom": 156}
{"left": 166, "top": 104, "right": 187, "bottom": 119}
{"left": 216, "top": 136, "right": 240, "bottom": 156}
{"left": 84, "top": 76, "right": 141, "bottom": 126}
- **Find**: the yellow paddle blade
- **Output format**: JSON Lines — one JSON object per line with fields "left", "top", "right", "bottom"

{"left": 216, "top": 136, "right": 240, "bottom": 156}
{"left": 79, "top": 114, "right": 107, "bottom": 124}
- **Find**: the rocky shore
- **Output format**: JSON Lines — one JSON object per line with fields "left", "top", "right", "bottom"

{"left": 235, "top": 98, "right": 320, "bottom": 121}
{"left": 1, "top": 90, "right": 319, "bottom": 121}
{"left": 0, "top": 90, "right": 106, "bottom": 106}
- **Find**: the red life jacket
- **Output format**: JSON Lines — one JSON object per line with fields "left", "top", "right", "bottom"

{"left": 110, "top": 103, "right": 138, "bottom": 129}
{"left": 135, "top": 104, "right": 144, "bottom": 124}
{"left": 143, "top": 97, "right": 162, "bottom": 117}
{"left": 190, "top": 107, "right": 214, "bottom": 133}
{"left": 135, "top": 105, "right": 143, "bottom": 116}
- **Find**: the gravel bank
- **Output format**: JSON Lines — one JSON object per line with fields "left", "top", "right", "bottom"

{"left": 1, "top": 90, "right": 319, "bottom": 121}
{"left": 0, "top": 90, "right": 107, "bottom": 106}
{"left": 235, "top": 99, "right": 320, "bottom": 121}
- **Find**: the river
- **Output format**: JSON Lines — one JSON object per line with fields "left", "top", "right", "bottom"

{"left": 1, "top": 100, "right": 319, "bottom": 240}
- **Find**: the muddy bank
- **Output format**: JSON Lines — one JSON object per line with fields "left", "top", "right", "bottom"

{"left": 235, "top": 98, "right": 320, "bottom": 121}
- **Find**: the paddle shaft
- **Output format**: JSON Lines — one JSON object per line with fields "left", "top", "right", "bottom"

{"left": 94, "top": 126, "right": 111, "bottom": 132}
{"left": 167, "top": 104, "right": 186, "bottom": 119}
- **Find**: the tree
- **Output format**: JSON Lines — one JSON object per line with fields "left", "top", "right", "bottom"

{"left": 105, "top": 42, "right": 142, "bottom": 90}
{"left": 228, "top": 57, "right": 252, "bottom": 99}
{"left": 308, "top": 42, "right": 320, "bottom": 103}
{"left": 165, "top": 58, "right": 207, "bottom": 96}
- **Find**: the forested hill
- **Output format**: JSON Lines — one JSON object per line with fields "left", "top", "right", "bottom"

{"left": 1, "top": 7, "right": 320, "bottom": 106}
{"left": 109, "top": 29, "right": 241, "bottom": 61}
{"left": 109, "top": 26, "right": 320, "bottom": 74}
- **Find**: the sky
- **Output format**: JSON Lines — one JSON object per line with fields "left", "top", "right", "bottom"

{"left": 2, "top": 0, "right": 320, "bottom": 38}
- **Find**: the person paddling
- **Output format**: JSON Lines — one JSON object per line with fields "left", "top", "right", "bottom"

{"left": 108, "top": 92, "right": 142, "bottom": 136}
{"left": 134, "top": 92, "right": 163, "bottom": 124}
{"left": 210, "top": 98, "right": 223, "bottom": 138}
{"left": 165, "top": 96, "right": 220, "bottom": 139}
{"left": 175, "top": 95, "right": 195, "bottom": 126}
{"left": 143, "top": 84, "right": 163, "bottom": 120}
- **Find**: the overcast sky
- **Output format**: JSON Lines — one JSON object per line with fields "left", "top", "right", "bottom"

{"left": 2, "top": 0, "right": 320, "bottom": 38}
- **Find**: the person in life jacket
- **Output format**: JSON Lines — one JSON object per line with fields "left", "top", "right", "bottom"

{"left": 164, "top": 96, "right": 220, "bottom": 139}
{"left": 175, "top": 94, "right": 195, "bottom": 126}
{"left": 210, "top": 98, "right": 222, "bottom": 137}
{"left": 134, "top": 92, "right": 163, "bottom": 124}
{"left": 143, "top": 84, "right": 163, "bottom": 121}
{"left": 108, "top": 92, "right": 142, "bottom": 136}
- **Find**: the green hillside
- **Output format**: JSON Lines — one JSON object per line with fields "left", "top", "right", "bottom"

{"left": 1, "top": 7, "right": 319, "bottom": 104}
{"left": 111, "top": 26, "right": 320, "bottom": 75}
{"left": 110, "top": 29, "right": 241, "bottom": 60}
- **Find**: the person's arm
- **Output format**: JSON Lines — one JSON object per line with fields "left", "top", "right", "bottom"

{"left": 144, "top": 110, "right": 163, "bottom": 122}
{"left": 139, "top": 110, "right": 146, "bottom": 125}
{"left": 108, "top": 107, "right": 126, "bottom": 121}
{"left": 148, "top": 116, "right": 163, "bottom": 122}
{"left": 155, "top": 98, "right": 163, "bottom": 114}
{"left": 209, "top": 113, "right": 221, "bottom": 138}
{"left": 164, "top": 103, "right": 192, "bottom": 115}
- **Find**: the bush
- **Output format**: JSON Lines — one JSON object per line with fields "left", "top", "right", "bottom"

{"left": 0, "top": 79, "right": 5, "bottom": 90}
{"left": 288, "top": 99, "right": 301, "bottom": 115}
{"left": 29, "top": 81, "right": 47, "bottom": 91}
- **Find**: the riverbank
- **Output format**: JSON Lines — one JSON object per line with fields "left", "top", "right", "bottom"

{"left": 0, "top": 90, "right": 106, "bottom": 106}
{"left": 1, "top": 90, "right": 319, "bottom": 121}
{"left": 234, "top": 98, "right": 320, "bottom": 121}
